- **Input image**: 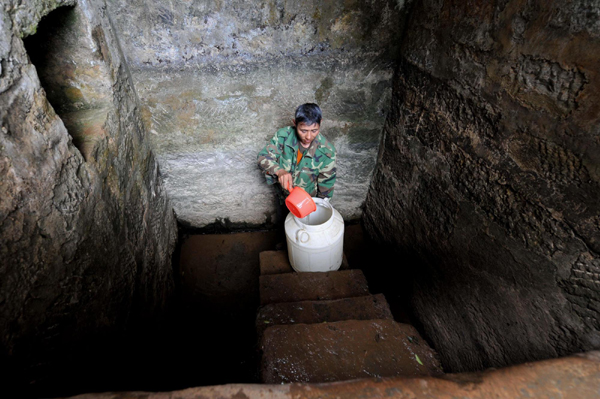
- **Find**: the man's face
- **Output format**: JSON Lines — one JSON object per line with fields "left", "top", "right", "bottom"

{"left": 295, "top": 121, "right": 320, "bottom": 148}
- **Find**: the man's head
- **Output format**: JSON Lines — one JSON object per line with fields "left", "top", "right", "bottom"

{"left": 293, "top": 103, "right": 322, "bottom": 148}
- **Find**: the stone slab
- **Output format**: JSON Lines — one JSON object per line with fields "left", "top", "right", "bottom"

{"left": 259, "top": 251, "right": 292, "bottom": 275}
{"left": 256, "top": 294, "right": 393, "bottom": 339}
{"left": 259, "top": 250, "right": 349, "bottom": 276}
{"left": 260, "top": 319, "right": 444, "bottom": 384}
{"left": 259, "top": 270, "right": 369, "bottom": 305}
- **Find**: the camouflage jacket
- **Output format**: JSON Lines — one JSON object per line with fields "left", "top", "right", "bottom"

{"left": 257, "top": 126, "right": 336, "bottom": 198}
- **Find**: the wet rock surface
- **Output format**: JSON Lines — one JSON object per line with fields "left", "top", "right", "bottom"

{"left": 261, "top": 319, "right": 443, "bottom": 383}
{"left": 259, "top": 270, "right": 370, "bottom": 305}
{"left": 364, "top": 0, "right": 600, "bottom": 372}
{"left": 104, "top": 0, "right": 406, "bottom": 227}
{"left": 1, "top": 0, "right": 176, "bottom": 395}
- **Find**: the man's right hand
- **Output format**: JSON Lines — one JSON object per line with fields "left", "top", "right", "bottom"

{"left": 276, "top": 170, "right": 293, "bottom": 192}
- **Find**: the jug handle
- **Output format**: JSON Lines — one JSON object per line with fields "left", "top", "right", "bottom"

{"left": 296, "top": 229, "right": 310, "bottom": 244}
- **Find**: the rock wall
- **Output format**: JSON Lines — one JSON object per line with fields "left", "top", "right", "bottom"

{"left": 105, "top": 0, "right": 404, "bottom": 227}
{"left": 364, "top": 0, "right": 600, "bottom": 372}
{"left": 0, "top": 0, "right": 177, "bottom": 392}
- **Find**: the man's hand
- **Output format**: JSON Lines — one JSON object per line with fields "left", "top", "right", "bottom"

{"left": 276, "top": 169, "right": 293, "bottom": 192}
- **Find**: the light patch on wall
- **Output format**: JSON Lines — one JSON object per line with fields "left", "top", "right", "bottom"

{"left": 24, "top": 5, "right": 112, "bottom": 162}
{"left": 396, "top": 0, "right": 411, "bottom": 11}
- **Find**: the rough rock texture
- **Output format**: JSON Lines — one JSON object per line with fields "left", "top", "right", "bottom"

{"left": 0, "top": 0, "right": 177, "bottom": 392}
{"left": 364, "top": 0, "right": 600, "bottom": 372}
{"left": 104, "top": 0, "right": 405, "bottom": 227}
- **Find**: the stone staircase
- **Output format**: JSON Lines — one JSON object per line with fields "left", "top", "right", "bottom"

{"left": 256, "top": 250, "right": 444, "bottom": 384}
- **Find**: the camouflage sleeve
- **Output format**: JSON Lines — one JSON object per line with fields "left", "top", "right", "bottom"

{"left": 257, "top": 131, "right": 285, "bottom": 181}
{"left": 316, "top": 150, "right": 336, "bottom": 199}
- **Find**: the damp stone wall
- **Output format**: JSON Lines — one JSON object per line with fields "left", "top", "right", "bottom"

{"left": 364, "top": 0, "right": 600, "bottom": 373}
{"left": 0, "top": 0, "right": 177, "bottom": 392}
{"left": 105, "top": 0, "right": 405, "bottom": 228}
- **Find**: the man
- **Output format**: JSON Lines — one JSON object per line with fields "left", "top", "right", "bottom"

{"left": 257, "top": 103, "right": 336, "bottom": 204}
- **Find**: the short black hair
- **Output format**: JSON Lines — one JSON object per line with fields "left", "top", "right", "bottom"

{"left": 295, "top": 103, "right": 322, "bottom": 126}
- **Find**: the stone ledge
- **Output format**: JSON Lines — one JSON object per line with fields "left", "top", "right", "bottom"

{"left": 259, "top": 250, "right": 349, "bottom": 276}
{"left": 260, "top": 319, "right": 443, "bottom": 384}
{"left": 256, "top": 293, "right": 393, "bottom": 339}
{"left": 65, "top": 351, "right": 600, "bottom": 398}
{"left": 259, "top": 269, "right": 370, "bottom": 305}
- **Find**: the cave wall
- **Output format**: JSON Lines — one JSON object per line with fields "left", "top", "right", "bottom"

{"left": 364, "top": 0, "right": 600, "bottom": 372}
{"left": 0, "top": 0, "right": 177, "bottom": 390}
{"left": 104, "top": 0, "right": 404, "bottom": 228}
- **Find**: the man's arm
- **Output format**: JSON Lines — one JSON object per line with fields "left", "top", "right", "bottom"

{"left": 316, "top": 151, "right": 336, "bottom": 199}
{"left": 257, "top": 132, "right": 286, "bottom": 179}
{"left": 258, "top": 130, "right": 295, "bottom": 191}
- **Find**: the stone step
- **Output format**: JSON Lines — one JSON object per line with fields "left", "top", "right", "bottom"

{"left": 260, "top": 319, "right": 443, "bottom": 384}
{"left": 256, "top": 294, "right": 393, "bottom": 339}
{"left": 259, "top": 250, "right": 349, "bottom": 276}
{"left": 259, "top": 269, "right": 370, "bottom": 305}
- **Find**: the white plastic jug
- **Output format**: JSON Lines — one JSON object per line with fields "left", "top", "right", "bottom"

{"left": 285, "top": 197, "right": 344, "bottom": 272}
